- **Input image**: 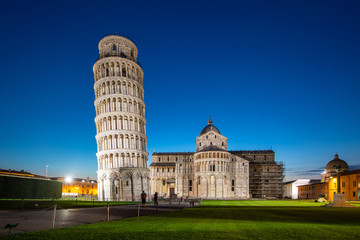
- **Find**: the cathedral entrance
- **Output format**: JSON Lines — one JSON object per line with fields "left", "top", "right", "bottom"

{"left": 170, "top": 187, "right": 175, "bottom": 196}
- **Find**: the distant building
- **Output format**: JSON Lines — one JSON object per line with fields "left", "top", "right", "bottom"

{"left": 0, "top": 169, "right": 47, "bottom": 179}
{"left": 298, "top": 154, "right": 360, "bottom": 201}
{"left": 150, "top": 119, "right": 284, "bottom": 199}
{"left": 51, "top": 177, "right": 98, "bottom": 197}
{"left": 283, "top": 179, "right": 321, "bottom": 199}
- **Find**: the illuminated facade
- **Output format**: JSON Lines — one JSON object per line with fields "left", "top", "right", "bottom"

{"left": 93, "top": 34, "right": 150, "bottom": 201}
{"left": 150, "top": 119, "right": 284, "bottom": 199}
{"left": 298, "top": 154, "right": 360, "bottom": 201}
{"left": 51, "top": 177, "right": 98, "bottom": 197}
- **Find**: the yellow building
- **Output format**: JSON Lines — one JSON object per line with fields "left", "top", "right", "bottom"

{"left": 326, "top": 170, "right": 360, "bottom": 201}
{"left": 298, "top": 154, "right": 360, "bottom": 201}
{"left": 51, "top": 177, "right": 98, "bottom": 197}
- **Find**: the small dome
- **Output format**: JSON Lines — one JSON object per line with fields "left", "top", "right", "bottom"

{"left": 200, "top": 118, "right": 220, "bottom": 135}
{"left": 325, "top": 154, "right": 349, "bottom": 173}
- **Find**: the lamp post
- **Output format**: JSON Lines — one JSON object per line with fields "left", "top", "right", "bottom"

{"left": 334, "top": 164, "right": 342, "bottom": 194}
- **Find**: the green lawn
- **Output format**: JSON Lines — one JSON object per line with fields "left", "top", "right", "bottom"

{"left": 0, "top": 199, "right": 135, "bottom": 210}
{"left": 2, "top": 200, "right": 360, "bottom": 240}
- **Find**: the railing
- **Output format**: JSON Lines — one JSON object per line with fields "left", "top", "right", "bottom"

{"left": 94, "top": 54, "right": 143, "bottom": 68}
{"left": 100, "top": 32, "right": 137, "bottom": 45}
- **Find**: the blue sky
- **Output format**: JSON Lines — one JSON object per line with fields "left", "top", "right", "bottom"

{"left": 0, "top": 0, "right": 359, "bottom": 180}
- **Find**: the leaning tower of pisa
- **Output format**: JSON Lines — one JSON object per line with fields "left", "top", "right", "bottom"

{"left": 93, "top": 34, "right": 150, "bottom": 201}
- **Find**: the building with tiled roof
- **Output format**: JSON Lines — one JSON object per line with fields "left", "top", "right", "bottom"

{"left": 150, "top": 119, "right": 284, "bottom": 199}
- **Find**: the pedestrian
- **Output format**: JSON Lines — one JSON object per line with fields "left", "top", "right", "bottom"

{"left": 154, "top": 192, "right": 158, "bottom": 206}
{"left": 141, "top": 191, "right": 147, "bottom": 207}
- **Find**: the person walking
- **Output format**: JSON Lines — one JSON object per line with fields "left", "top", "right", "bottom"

{"left": 141, "top": 191, "right": 147, "bottom": 207}
{"left": 154, "top": 192, "right": 158, "bottom": 207}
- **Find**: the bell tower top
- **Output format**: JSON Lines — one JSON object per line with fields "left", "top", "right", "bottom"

{"left": 98, "top": 33, "right": 138, "bottom": 62}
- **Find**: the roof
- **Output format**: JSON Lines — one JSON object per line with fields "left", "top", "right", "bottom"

{"left": 230, "top": 150, "right": 274, "bottom": 154}
{"left": 153, "top": 152, "right": 194, "bottom": 156}
{"left": 340, "top": 169, "right": 360, "bottom": 176}
{"left": 50, "top": 177, "right": 97, "bottom": 183}
{"left": 283, "top": 180, "right": 297, "bottom": 185}
{"left": 0, "top": 169, "right": 47, "bottom": 179}
{"left": 150, "top": 162, "right": 176, "bottom": 167}
{"left": 197, "top": 145, "right": 227, "bottom": 153}
{"left": 297, "top": 181, "right": 325, "bottom": 187}
{"left": 200, "top": 118, "right": 220, "bottom": 136}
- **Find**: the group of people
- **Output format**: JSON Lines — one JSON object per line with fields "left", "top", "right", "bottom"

{"left": 140, "top": 191, "right": 159, "bottom": 207}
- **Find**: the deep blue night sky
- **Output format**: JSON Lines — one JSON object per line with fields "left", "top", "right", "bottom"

{"left": 0, "top": 0, "right": 359, "bottom": 180}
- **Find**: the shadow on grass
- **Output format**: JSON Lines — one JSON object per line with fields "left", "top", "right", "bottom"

{"left": 150, "top": 206, "right": 360, "bottom": 225}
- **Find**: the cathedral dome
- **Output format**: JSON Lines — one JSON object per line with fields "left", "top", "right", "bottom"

{"left": 324, "top": 154, "right": 349, "bottom": 173}
{"left": 200, "top": 118, "right": 220, "bottom": 135}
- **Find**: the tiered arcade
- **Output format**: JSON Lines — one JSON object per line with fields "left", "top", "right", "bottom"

{"left": 94, "top": 34, "right": 150, "bottom": 201}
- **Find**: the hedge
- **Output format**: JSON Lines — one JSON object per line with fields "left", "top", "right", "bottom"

{"left": 0, "top": 175, "right": 62, "bottom": 199}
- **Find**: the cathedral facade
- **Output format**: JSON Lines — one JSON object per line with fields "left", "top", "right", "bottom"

{"left": 150, "top": 119, "right": 284, "bottom": 199}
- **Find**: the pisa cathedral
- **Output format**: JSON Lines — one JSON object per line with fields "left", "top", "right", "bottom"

{"left": 150, "top": 119, "right": 284, "bottom": 199}
{"left": 93, "top": 34, "right": 284, "bottom": 200}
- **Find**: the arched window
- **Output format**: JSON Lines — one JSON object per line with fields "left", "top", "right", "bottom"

{"left": 113, "top": 45, "right": 117, "bottom": 51}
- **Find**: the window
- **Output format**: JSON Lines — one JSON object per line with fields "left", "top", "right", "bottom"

{"left": 215, "top": 135, "right": 216, "bottom": 138}
{"left": 157, "top": 168, "right": 159, "bottom": 172}
{"left": 222, "top": 142, "right": 224, "bottom": 146}
{"left": 159, "top": 157, "right": 161, "bottom": 161}
{"left": 189, "top": 180, "right": 192, "bottom": 192}
{"left": 173, "top": 168, "right": 175, "bottom": 172}
{"left": 354, "top": 181, "right": 357, "bottom": 187}
{"left": 267, "top": 168, "right": 269, "bottom": 172}
{"left": 168, "top": 157, "right": 169, "bottom": 161}
{"left": 176, "top": 157, "right": 178, "bottom": 161}
{"left": 353, "top": 191, "right": 356, "bottom": 197}
{"left": 115, "top": 187, "right": 118, "bottom": 194}
{"left": 199, "top": 143, "right": 201, "bottom": 146}
{"left": 213, "top": 165, "right": 215, "bottom": 171}
{"left": 113, "top": 45, "right": 117, "bottom": 51}
{"left": 167, "top": 168, "right": 169, "bottom": 172}
{"left": 162, "top": 180, "right": 166, "bottom": 186}
{"left": 264, "top": 155, "right": 267, "bottom": 160}
{"left": 210, "top": 142, "right": 212, "bottom": 145}
{"left": 162, "top": 168, "right": 164, "bottom": 172}
{"left": 232, "top": 180, "right": 235, "bottom": 191}
{"left": 126, "top": 181, "right": 129, "bottom": 186}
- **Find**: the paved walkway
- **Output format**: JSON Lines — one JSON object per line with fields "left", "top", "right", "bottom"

{"left": 0, "top": 203, "right": 188, "bottom": 235}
